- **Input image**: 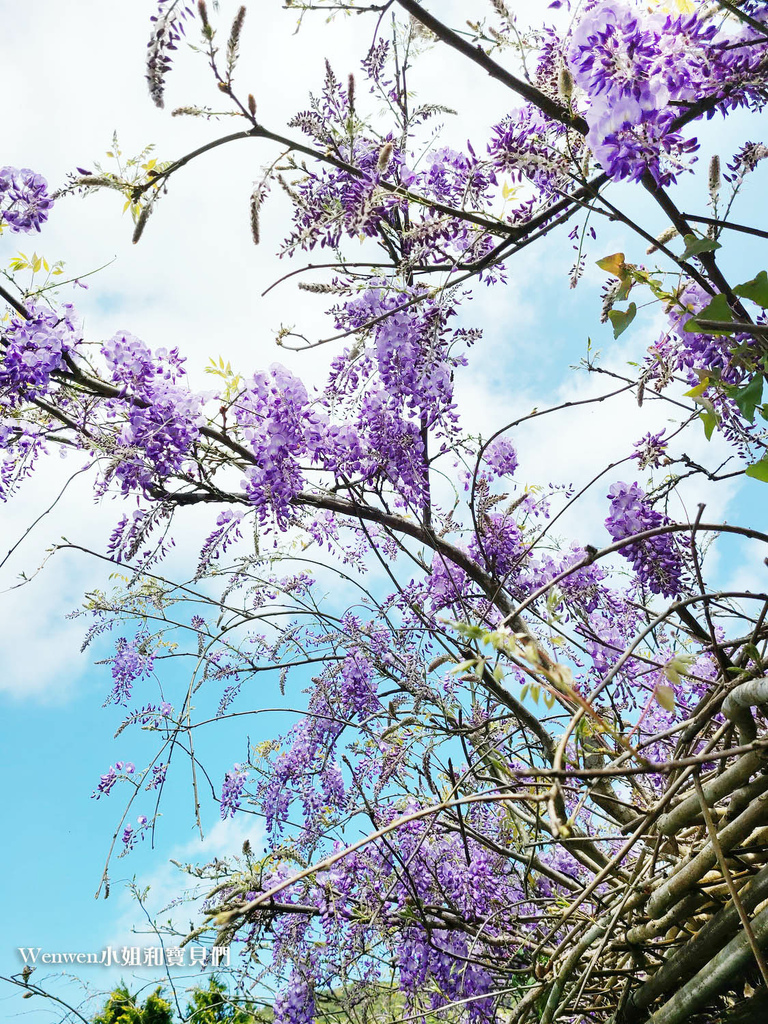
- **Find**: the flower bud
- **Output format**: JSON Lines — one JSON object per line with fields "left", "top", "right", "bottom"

{"left": 558, "top": 63, "right": 574, "bottom": 101}
{"left": 708, "top": 154, "right": 721, "bottom": 197}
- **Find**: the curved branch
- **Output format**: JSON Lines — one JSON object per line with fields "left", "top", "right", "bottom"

{"left": 394, "top": 0, "right": 587, "bottom": 132}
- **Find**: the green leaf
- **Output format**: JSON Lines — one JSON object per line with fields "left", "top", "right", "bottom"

{"left": 607, "top": 302, "right": 637, "bottom": 339}
{"left": 452, "top": 621, "right": 485, "bottom": 641}
{"left": 596, "top": 252, "right": 626, "bottom": 276}
{"left": 654, "top": 684, "right": 676, "bottom": 712}
{"left": 680, "top": 234, "right": 721, "bottom": 261}
{"left": 684, "top": 293, "right": 733, "bottom": 334}
{"left": 745, "top": 457, "right": 768, "bottom": 482}
{"left": 699, "top": 410, "right": 719, "bottom": 440}
{"left": 684, "top": 379, "right": 710, "bottom": 399}
{"left": 734, "top": 271, "right": 768, "bottom": 309}
{"left": 732, "top": 375, "right": 764, "bottom": 423}
{"left": 450, "top": 659, "right": 477, "bottom": 675}
{"left": 616, "top": 276, "right": 633, "bottom": 302}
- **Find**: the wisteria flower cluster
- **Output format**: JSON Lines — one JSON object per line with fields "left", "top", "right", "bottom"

{"left": 568, "top": 0, "right": 768, "bottom": 184}
{"left": 605, "top": 480, "right": 687, "bottom": 597}
{"left": 0, "top": 305, "right": 80, "bottom": 402}
{"left": 220, "top": 765, "right": 248, "bottom": 820}
{"left": 99, "top": 331, "right": 203, "bottom": 495}
{"left": 0, "top": 166, "right": 54, "bottom": 233}
{"left": 5, "top": 2, "right": 768, "bottom": 1022}
{"left": 106, "top": 636, "right": 156, "bottom": 705}
{"left": 91, "top": 760, "right": 135, "bottom": 800}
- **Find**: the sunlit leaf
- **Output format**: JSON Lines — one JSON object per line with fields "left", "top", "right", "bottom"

{"left": 683, "top": 293, "right": 733, "bottom": 333}
{"left": 731, "top": 375, "right": 764, "bottom": 424}
{"left": 596, "top": 252, "right": 626, "bottom": 277}
{"left": 734, "top": 271, "right": 768, "bottom": 309}
{"left": 745, "top": 457, "right": 768, "bottom": 482}
{"left": 654, "top": 684, "right": 675, "bottom": 712}
{"left": 684, "top": 379, "right": 709, "bottom": 399}
{"left": 608, "top": 303, "right": 637, "bottom": 338}
{"left": 699, "top": 410, "right": 719, "bottom": 440}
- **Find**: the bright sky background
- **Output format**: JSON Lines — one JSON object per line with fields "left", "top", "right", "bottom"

{"left": 2, "top": 1, "right": 768, "bottom": 1020}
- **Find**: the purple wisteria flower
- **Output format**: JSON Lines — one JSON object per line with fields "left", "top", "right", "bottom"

{"left": 0, "top": 420, "right": 48, "bottom": 501}
{"left": 91, "top": 761, "right": 134, "bottom": 799}
{"left": 488, "top": 104, "right": 570, "bottom": 194}
{"left": 107, "top": 637, "right": 155, "bottom": 705}
{"left": 605, "top": 481, "right": 687, "bottom": 597}
{"left": 273, "top": 972, "right": 315, "bottom": 1024}
{"left": 0, "top": 167, "right": 54, "bottom": 233}
{"left": 0, "top": 305, "right": 80, "bottom": 403}
{"left": 483, "top": 437, "right": 519, "bottom": 479}
{"left": 147, "top": 763, "right": 168, "bottom": 790}
{"left": 647, "top": 281, "right": 761, "bottom": 441}
{"left": 100, "top": 331, "right": 203, "bottom": 495}
{"left": 566, "top": 0, "right": 765, "bottom": 184}
{"left": 121, "top": 815, "right": 149, "bottom": 850}
{"left": 632, "top": 429, "right": 668, "bottom": 469}
{"left": 92, "top": 765, "right": 118, "bottom": 800}
{"left": 220, "top": 765, "right": 248, "bottom": 819}
{"left": 236, "top": 364, "right": 313, "bottom": 528}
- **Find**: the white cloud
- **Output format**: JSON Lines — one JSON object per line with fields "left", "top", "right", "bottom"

{"left": 0, "top": 457, "right": 113, "bottom": 699}
{"left": 2, "top": 0, "right": 763, "bottom": 706}
{"left": 105, "top": 814, "right": 265, "bottom": 952}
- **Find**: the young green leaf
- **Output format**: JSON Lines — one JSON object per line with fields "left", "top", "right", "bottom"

{"left": 745, "top": 457, "right": 768, "bottom": 482}
{"left": 683, "top": 293, "right": 733, "bottom": 334}
{"left": 679, "top": 234, "right": 721, "bottom": 261}
{"left": 654, "top": 684, "right": 676, "bottom": 712}
{"left": 608, "top": 303, "right": 637, "bottom": 339}
{"left": 684, "top": 379, "right": 710, "bottom": 399}
{"left": 734, "top": 270, "right": 768, "bottom": 309}
{"left": 731, "top": 375, "right": 764, "bottom": 423}
{"left": 699, "top": 409, "right": 719, "bottom": 440}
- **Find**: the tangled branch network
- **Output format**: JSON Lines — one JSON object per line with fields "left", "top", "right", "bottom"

{"left": 6, "top": 1, "right": 768, "bottom": 1022}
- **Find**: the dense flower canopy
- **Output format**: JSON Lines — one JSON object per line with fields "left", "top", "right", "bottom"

{"left": 4, "top": 2, "right": 768, "bottom": 1023}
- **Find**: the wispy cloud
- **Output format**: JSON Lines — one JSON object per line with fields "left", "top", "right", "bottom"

{"left": 105, "top": 814, "right": 265, "bottom": 953}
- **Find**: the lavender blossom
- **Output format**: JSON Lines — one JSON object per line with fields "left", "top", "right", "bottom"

{"left": 0, "top": 167, "right": 54, "bottom": 233}
{"left": 107, "top": 637, "right": 155, "bottom": 705}
{"left": 605, "top": 481, "right": 687, "bottom": 597}
{"left": 220, "top": 765, "right": 248, "bottom": 819}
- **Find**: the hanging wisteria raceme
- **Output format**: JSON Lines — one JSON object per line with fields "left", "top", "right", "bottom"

{"left": 6, "top": 2, "right": 768, "bottom": 1023}
{"left": 604, "top": 481, "right": 689, "bottom": 598}
{"left": 0, "top": 166, "right": 54, "bottom": 233}
{"left": 567, "top": 0, "right": 768, "bottom": 184}
{"left": 0, "top": 304, "right": 80, "bottom": 401}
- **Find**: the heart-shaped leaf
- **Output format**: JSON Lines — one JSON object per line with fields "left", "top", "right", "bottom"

{"left": 608, "top": 302, "right": 637, "bottom": 339}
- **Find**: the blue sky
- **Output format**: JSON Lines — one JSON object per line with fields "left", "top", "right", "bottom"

{"left": 2, "top": 1, "right": 768, "bottom": 1020}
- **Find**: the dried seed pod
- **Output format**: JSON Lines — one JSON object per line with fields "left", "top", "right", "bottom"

{"left": 708, "top": 154, "right": 721, "bottom": 198}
